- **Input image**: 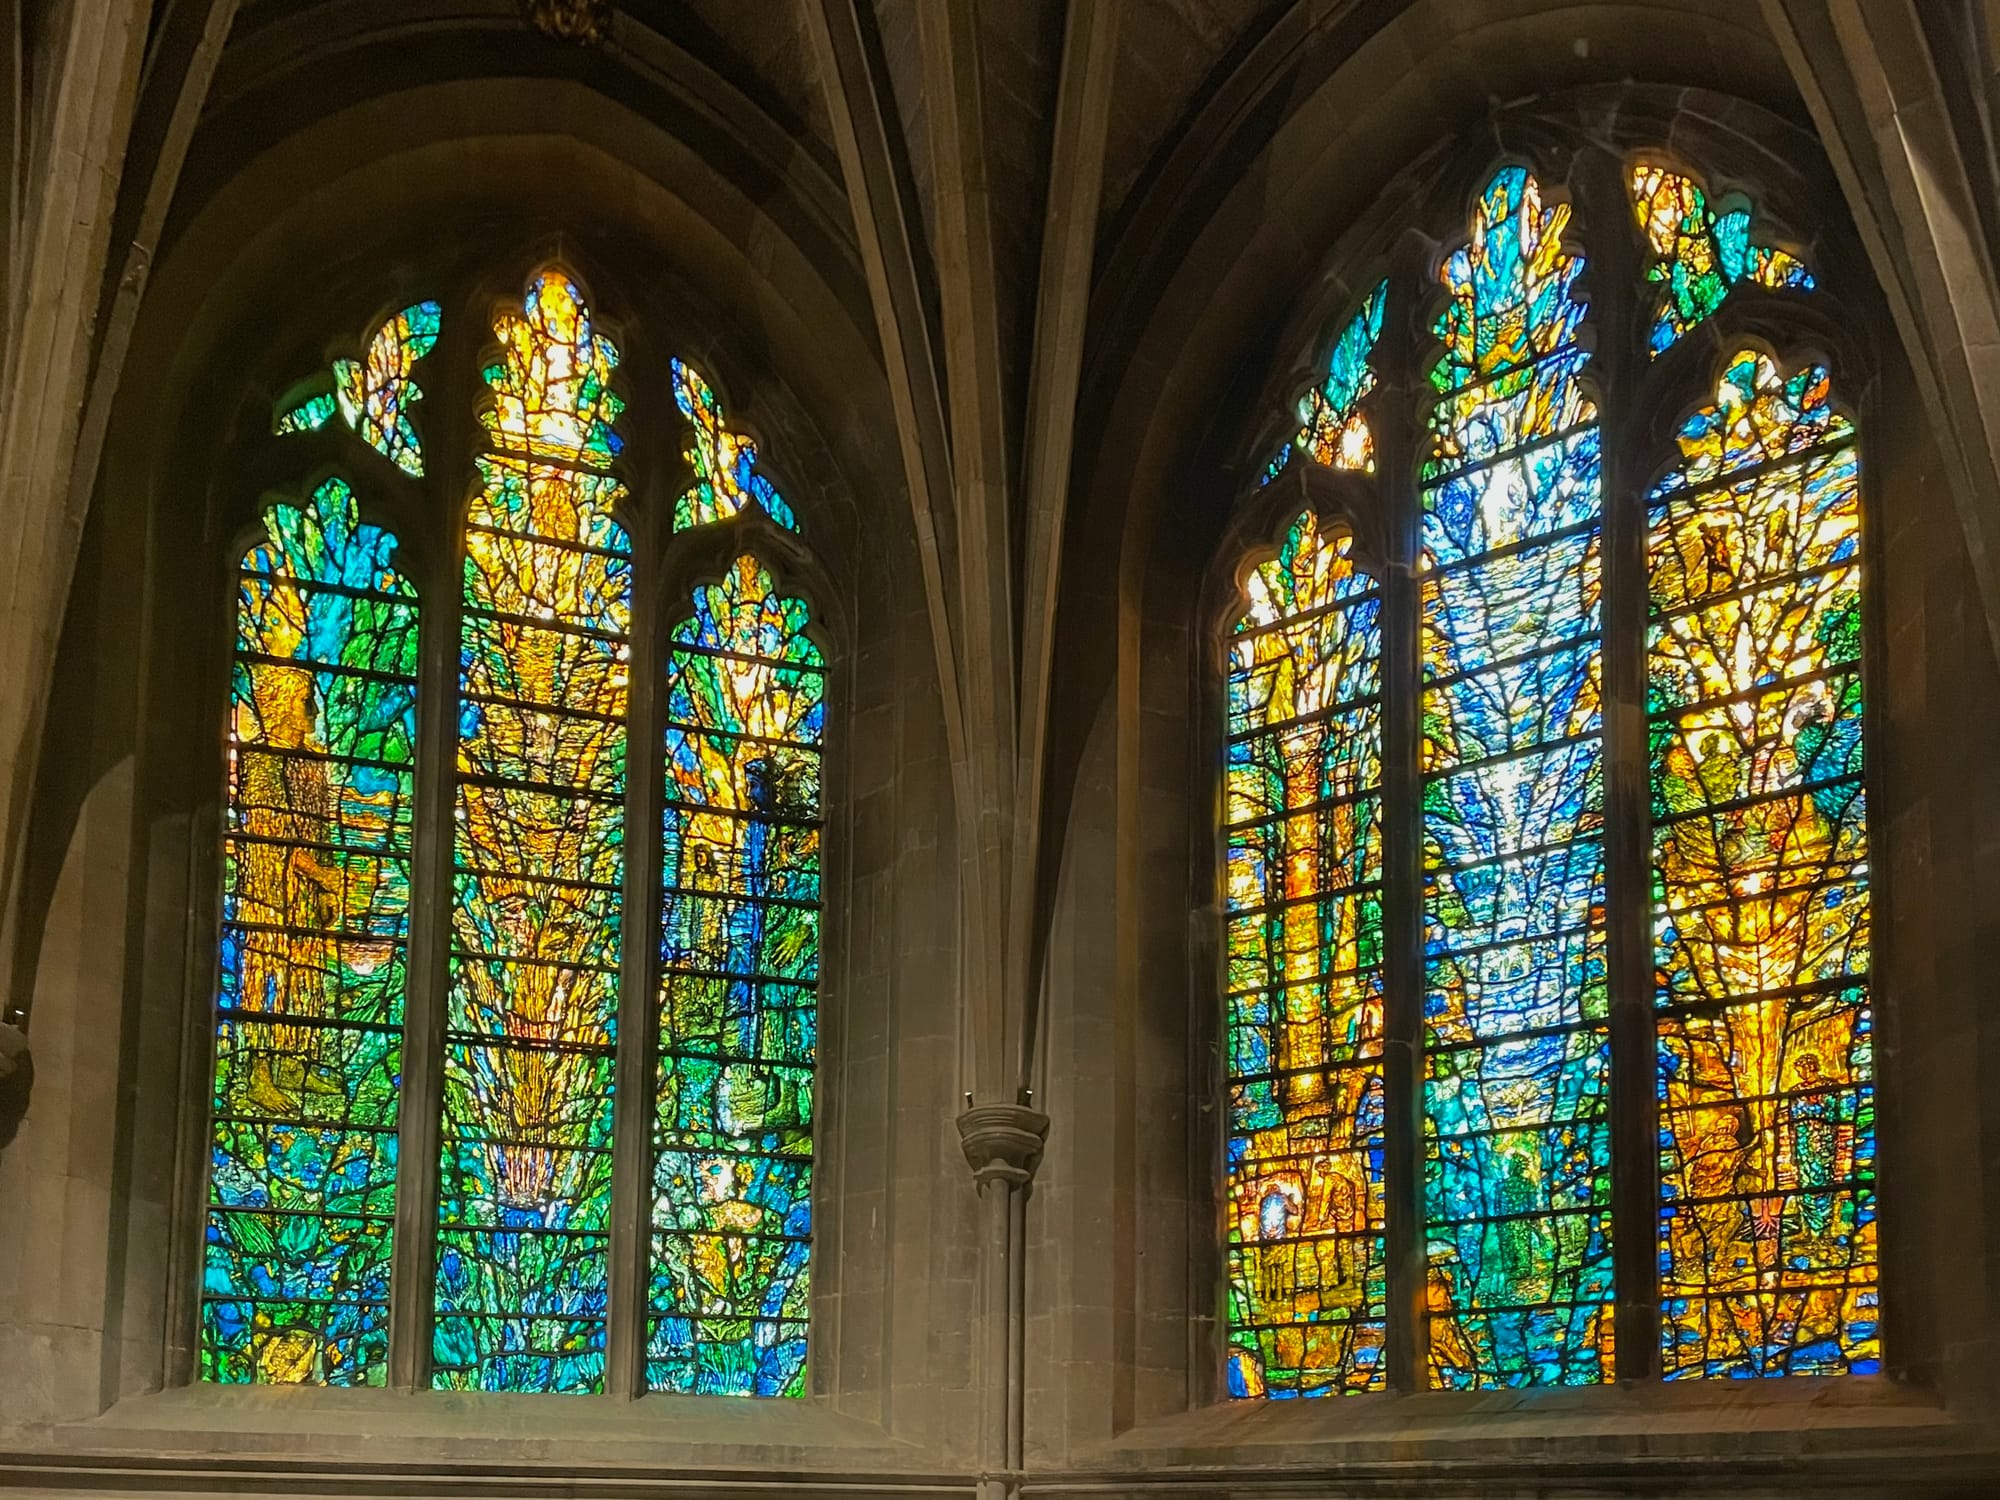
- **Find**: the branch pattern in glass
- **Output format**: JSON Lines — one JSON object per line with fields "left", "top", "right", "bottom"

{"left": 1297, "top": 280, "right": 1390, "bottom": 473}
{"left": 1649, "top": 351, "right": 1876, "bottom": 1377}
{"left": 1420, "top": 166, "right": 1614, "bottom": 1388}
{"left": 207, "top": 477, "right": 418, "bottom": 1385}
{"left": 649, "top": 556, "right": 823, "bottom": 1395}
{"left": 436, "top": 271, "right": 631, "bottom": 1393}
{"left": 275, "top": 302, "right": 442, "bottom": 476}
{"left": 1632, "top": 165, "right": 1813, "bottom": 356}
{"left": 1224, "top": 511, "right": 1387, "bottom": 1398}
{"left": 671, "top": 358, "right": 799, "bottom": 532}
{"left": 1266, "top": 283, "right": 1390, "bottom": 484}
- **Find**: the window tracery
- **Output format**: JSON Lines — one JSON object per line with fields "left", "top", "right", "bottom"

{"left": 200, "top": 263, "right": 831, "bottom": 1397}
{"left": 1224, "top": 155, "right": 1874, "bottom": 1394}
{"left": 275, "top": 302, "right": 442, "bottom": 477}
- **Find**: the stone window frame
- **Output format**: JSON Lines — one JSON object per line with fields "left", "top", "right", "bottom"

{"left": 165, "top": 247, "right": 856, "bottom": 1403}
{"left": 1193, "top": 137, "right": 1889, "bottom": 1400}
{"left": 0, "top": 65, "right": 972, "bottom": 1484}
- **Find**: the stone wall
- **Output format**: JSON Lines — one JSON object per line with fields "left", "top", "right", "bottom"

{"left": 3, "top": 2, "right": 2000, "bottom": 1495}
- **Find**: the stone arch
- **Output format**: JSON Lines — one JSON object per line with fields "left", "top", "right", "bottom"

{"left": 1, "top": 50, "right": 966, "bottom": 1465}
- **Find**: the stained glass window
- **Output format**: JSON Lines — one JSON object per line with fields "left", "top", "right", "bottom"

{"left": 206, "top": 476, "right": 419, "bottom": 1385}
{"left": 1420, "top": 166, "right": 1613, "bottom": 1388}
{"left": 210, "top": 257, "right": 839, "bottom": 1396}
{"left": 649, "top": 556, "right": 823, "bottom": 1396}
{"left": 435, "top": 271, "right": 631, "bottom": 1393}
{"left": 1631, "top": 165, "right": 1814, "bottom": 355}
{"left": 1649, "top": 351, "right": 1875, "bottom": 1378}
{"left": 274, "top": 392, "right": 339, "bottom": 436}
{"left": 1223, "top": 511, "right": 1387, "bottom": 1397}
{"left": 1224, "top": 151, "right": 1876, "bottom": 1400}
{"left": 276, "top": 302, "right": 442, "bottom": 475}
{"left": 671, "top": 358, "right": 798, "bottom": 532}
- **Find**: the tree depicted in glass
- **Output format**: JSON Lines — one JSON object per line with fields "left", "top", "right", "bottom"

{"left": 1265, "top": 283, "right": 1389, "bottom": 484}
{"left": 1419, "top": 166, "right": 1613, "bottom": 1388}
{"left": 1224, "top": 509, "right": 1388, "bottom": 1397}
{"left": 434, "top": 271, "right": 631, "bottom": 1392}
{"left": 649, "top": 555, "right": 823, "bottom": 1395}
{"left": 1649, "top": 351, "right": 1875, "bottom": 1377}
{"left": 206, "top": 477, "right": 420, "bottom": 1385}
{"left": 206, "top": 260, "right": 843, "bottom": 1395}
{"left": 670, "top": 358, "right": 799, "bottom": 532}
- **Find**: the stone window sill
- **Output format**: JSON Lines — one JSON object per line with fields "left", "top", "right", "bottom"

{"left": 1059, "top": 1376, "right": 1991, "bottom": 1482}
{"left": 20, "top": 1383, "right": 932, "bottom": 1476}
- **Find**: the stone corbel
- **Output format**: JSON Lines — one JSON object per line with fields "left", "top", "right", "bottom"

{"left": 956, "top": 1103, "right": 1050, "bottom": 1190}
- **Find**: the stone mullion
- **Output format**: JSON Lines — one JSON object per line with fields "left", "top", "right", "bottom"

{"left": 1581, "top": 153, "right": 1664, "bottom": 1382}
{"left": 387, "top": 290, "right": 479, "bottom": 1393}
{"left": 1376, "top": 270, "right": 1429, "bottom": 1393}
{"left": 604, "top": 498, "right": 665, "bottom": 1399}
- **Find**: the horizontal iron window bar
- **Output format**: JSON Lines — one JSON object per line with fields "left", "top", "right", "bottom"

{"left": 1227, "top": 590, "right": 1382, "bottom": 648}
{"left": 1651, "top": 773, "right": 1865, "bottom": 829}
{"left": 1422, "top": 632, "right": 1603, "bottom": 696}
{"left": 464, "top": 520, "right": 631, "bottom": 565}
{"left": 666, "top": 641, "right": 826, "bottom": 677}
{"left": 236, "top": 650, "right": 416, "bottom": 689}
{"left": 1650, "top": 559, "right": 1860, "bottom": 624}
{"left": 237, "top": 569, "right": 418, "bottom": 607}
{"left": 1648, "top": 433, "right": 1859, "bottom": 511}
{"left": 1228, "top": 693, "right": 1382, "bottom": 747}
{"left": 1648, "top": 660, "right": 1859, "bottom": 720}
{"left": 461, "top": 603, "right": 627, "bottom": 646}
{"left": 1423, "top": 727, "right": 1602, "bottom": 781}
{"left": 1653, "top": 973, "right": 1872, "bottom": 1014}
{"left": 225, "top": 831, "right": 411, "bottom": 861}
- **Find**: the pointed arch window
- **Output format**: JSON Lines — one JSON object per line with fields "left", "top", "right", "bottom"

{"left": 208, "top": 478, "right": 420, "bottom": 1386}
{"left": 1221, "top": 156, "right": 1876, "bottom": 1396}
{"left": 1224, "top": 509, "right": 1388, "bottom": 1396}
{"left": 199, "top": 266, "right": 831, "bottom": 1397}
{"left": 651, "top": 556, "right": 823, "bottom": 1396}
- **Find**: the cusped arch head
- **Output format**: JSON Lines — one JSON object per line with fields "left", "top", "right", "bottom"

{"left": 1645, "top": 341, "right": 1861, "bottom": 504}
{"left": 105, "top": 46, "right": 894, "bottom": 618}
{"left": 1205, "top": 463, "right": 1392, "bottom": 662}
{"left": 1073, "top": 5, "right": 1844, "bottom": 647}
{"left": 657, "top": 524, "right": 847, "bottom": 677}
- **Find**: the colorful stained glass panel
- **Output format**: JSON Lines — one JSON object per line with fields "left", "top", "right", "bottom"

{"left": 275, "top": 303, "right": 441, "bottom": 475}
{"left": 671, "top": 359, "right": 798, "bottom": 532}
{"left": 205, "top": 477, "right": 418, "bottom": 1386}
{"left": 1632, "top": 165, "right": 1814, "bottom": 355}
{"left": 1294, "top": 280, "right": 1390, "bottom": 474}
{"left": 1650, "top": 351, "right": 1876, "bottom": 1378}
{"left": 650, "top": 556, "right": 823, "bottom": 1396}
{"left": 435, "top": 272, "right": 630, "bottom": 1393}
{"left": 1421, "top": 166, "right": 1614, "bottom": 1388}
{"left": 1225, "top": 511, "right": 1387, "bottom": 1398}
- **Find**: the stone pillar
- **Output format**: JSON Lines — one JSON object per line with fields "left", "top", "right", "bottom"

{"left": 957, "top": 1103, "right": 1048, "bottom": 1500}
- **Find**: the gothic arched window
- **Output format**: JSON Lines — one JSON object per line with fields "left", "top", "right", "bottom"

{"left": 205, "top": 266, "right": 828, "bottom": 1398}
{"left": 1224, "top": 158, "right": 1875, "bottom": 1396}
